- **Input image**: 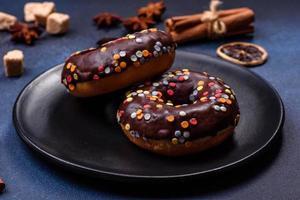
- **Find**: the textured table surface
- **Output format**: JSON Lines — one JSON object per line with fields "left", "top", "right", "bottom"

{"left": 0, "top": 0, "right": 299, "bottom": 199}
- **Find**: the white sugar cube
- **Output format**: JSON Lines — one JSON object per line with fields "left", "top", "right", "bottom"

{"left": 24, "top": 2, "right": 55, "bottom": 22}
{"left": 46, "top": 12, "right": 69, "bottom": 34}
{"left": 3, "top": 50, "right": 24, "bottom": 77}
{"left": 0, "top": 12, "right": 17, "bottom": 30}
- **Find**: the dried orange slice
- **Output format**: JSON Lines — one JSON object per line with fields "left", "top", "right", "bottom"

{"left": 217, "top": 42, "right": 268, "bottom": 66}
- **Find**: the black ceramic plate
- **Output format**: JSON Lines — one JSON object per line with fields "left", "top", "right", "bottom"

{"left": 13, "top": 51, "right": 284, "bottom": 182}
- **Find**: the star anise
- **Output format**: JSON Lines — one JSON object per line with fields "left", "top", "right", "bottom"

{"left": 138, "top": 1, "right": 166, "bottom": 21}
{"left": 9, "top": 22, "right": 42, "bottom": 45}
{"left": 123, "top": 16, "right": 155, "bottom": 32}
{"left": 93, "top": 12, "right": 122, "bottom": 27}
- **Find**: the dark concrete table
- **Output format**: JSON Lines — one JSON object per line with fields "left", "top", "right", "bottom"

{"left": 0, "top": 0, "right": 299, "bottom": 199}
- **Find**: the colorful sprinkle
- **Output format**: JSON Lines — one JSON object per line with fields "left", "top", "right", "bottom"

{"left": 213, "top": 105, "right": 220, "bottom": 111}
{"left": 226, "top": 99, "right": 232, "bottom": 104}
{"left": 174, "top": 130, "right": 181, "bottom": 137}
{"left": 178, "top": 76, "right": 185, "bottom": 81}
{"left": 162, "top": 80, "right": 169, "bottom": 85}
{"left": 125, "top": 123, "right": 130, "bottom": 130}
{"left": 128, "top": 34, "right": 135, "bottom": 39}
{"left": 169, "top": 82, "right": 176, "bottom": 87}
{"left": 73, "top": 73, "right": 78, "bottom": 80}
{"left": 130, "top": 55, "right": 137, "bottom": 62}
{"left": 220, "top": 106, "right": 227, "bottom": 112}
{"left": 197, "top": 86, "right": 203, "bottom": 91}
{"left": 209, "top": 96, "right": 216, "bottom": 100}
{"left": 119, "top": 61, "right": 127, "bottom": 68}
{"left": 137, "top": 113, "right": 144, "bottom": 120}
{"left": 119, "top": 51, "right": 126, "bottom": 57}
{"left": 190, "top": 94, "right": 196, "bottom": 101}
{"left": 166, "top": 115, "right": 175, "bottom": 122}
{"left": 135, "top": 38, "right": 142, "bottom": 43}
{"left": 198, "top": 80, "right": 204, "bottom": 85}
{"left": 179, "top": 111, "right": 186, "bottom": 116}
{"left": 136, "top": 50, "right": 143, "bottom": 58}
{"left": 218, "top": 98, "right": 226, "bottom": 103}
{"left": 140, "top": 57, "right": 145, "bottom": 64}
{"left": 98, "top": 65, "right": 104, "bottom": 72}
{"left": 189, "top": 118, "right": 198, "bottom": 125}
{"left": 179, "top": 137, "right": 185, "bottom": 144}
{"left": 216, "top": 89, "right": 222, "bottom": 93}
{"left": 115, "top": 66, "right": 121, "bottom": 72}
{"left": 144, "top": 113, "right": 151, "bottom": 121}
{"left": 100, "top": 47, "right": 107, "bottom": 52}
{"left": 62, "top": 78, "right": 67, "bottom": 85}
{"left": 136, "top": 109, "right": 142, "bottom": 115}
{"left": 152, "top": 82, "right": 159, "bottom": 87}
{"left": 156, "top": 104, "right": 163, "bottom": 109}
{"left": 70, "top": 65, "right": 76, "bottom": 72}
{"left": 154, "top": 45, "right": 161, "bottom": 52}
{"left": 183, "top": 131, "right": 190, "bottom": 138}
{"left": 215, "top": 93, "right": 222, "bottom": 98}
{"left": 222, "top": 94, "right": 229, "bottom": 99}
{"left": 113, "top": 54, "right": 120, "bottom": 60}
{"left": 181, "top": 121, "right": 189, "bottom": 128}
{"left": 126, "top": 97, "right": 133, "bottom": 102}
{"left": 156, "top": 41, "right": 162, "bottom": 46}
{"left": 143, "top": 104, "right": 151, "bottom": 109}
{"left": 130, "top": 112, "right": 136, "bottom": 119}
{"left": 208, "top": 82, "right": 215, "bottom": 87}
{"left": 225, "top": 89, "right": 231, "bottom": 94}
{"left": 172, "top": 138, "right": 178, "bottom": 145}
{"left": 167, "top": 89, "right": 174, "bottom": 96}
{"left": 68, "top": 84, "right": 74, "bottom": 91}
{"left": 149, "top": 28, "right": 158, "bottom": 32}
{"left": 66, "top": 63, "right": 72, "bottom": 69}
{"left": 200, "top": 97, "right": 208, "bottom": 102}
{"left": 93, "top": 74, "right": 99, "bottom": 80}
{"left": 67, "top": 75, "right": 72, "bottom": 83}
{"left": 142, "top": 50, "right": 149, "bottom": 57}
{"left": 104, "top": 67, "right": 111, "bottom": 74}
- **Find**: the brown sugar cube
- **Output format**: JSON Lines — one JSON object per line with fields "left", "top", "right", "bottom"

{"left": 24, "top": 2, "right": 55, "bottom": 22}
{"left": 24, "top": 2, "right": 42, "bottom": 22}
{"left": 0, "top": 12, "right": 17, "bottom": 30}
{"left": 46, "top": 13, "right": 69, "bottom": 34}
{"left": 0, "top": 178, "right": 5, "bottom": 193}
{"left": 34, "top": 2, "right": 56, "bottom": 26}
{"left": 3, "top": 50, "right": 24, "bottom": 77}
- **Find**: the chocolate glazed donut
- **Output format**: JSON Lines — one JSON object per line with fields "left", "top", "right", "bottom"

{"left": 117, "top": 69, "right": 240, "bottom": 156}
{"left": 61, "top": 29, "right": 176, "bottom": 97}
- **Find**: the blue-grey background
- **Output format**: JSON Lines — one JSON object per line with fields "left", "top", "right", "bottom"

{"left": 0, "top": 0, "right": 299, "bottom": 199}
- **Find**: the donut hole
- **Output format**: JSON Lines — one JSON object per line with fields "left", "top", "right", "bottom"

{"left": 161, "top": 83, "right": 197, "bottom": 106}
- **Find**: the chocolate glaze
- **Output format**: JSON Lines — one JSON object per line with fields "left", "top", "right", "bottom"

{"left": 117, "top": 70, "right": 240, "bottom": 143}
{"left": 61, "top": 29, "right": 176, "bottom": 91}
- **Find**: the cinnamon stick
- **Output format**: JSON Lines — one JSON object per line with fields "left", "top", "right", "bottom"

{"left": 166, "top": 7, "right": 250, "bottom": 32}
{"left": 165, "top": 7, "right": 255, "bottom": 43}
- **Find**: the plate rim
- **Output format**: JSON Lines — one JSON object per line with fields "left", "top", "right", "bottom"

{"left": 13, "top": 51, "right": 285, "bottom": 181}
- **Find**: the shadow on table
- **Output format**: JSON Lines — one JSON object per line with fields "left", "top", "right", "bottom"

{"left": 39, "top": 129, "right": 283, "bottom": 198}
